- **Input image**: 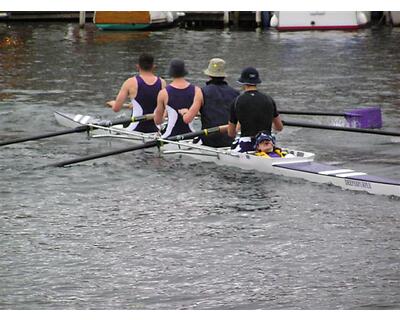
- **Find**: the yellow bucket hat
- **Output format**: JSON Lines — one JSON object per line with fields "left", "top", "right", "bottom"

{"left": 203, "top": 58, "right": 227, "bottom": 77}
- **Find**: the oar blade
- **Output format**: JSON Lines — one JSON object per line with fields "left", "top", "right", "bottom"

{"left": 344, "top": 106, "right": 382, "bottom": 129}
{"left": 279, "top": 106, "right": 383, "bottom": 129}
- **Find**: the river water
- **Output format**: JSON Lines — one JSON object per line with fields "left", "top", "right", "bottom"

{"left": 0, "top": 22, "right": 399, "bottom": 310}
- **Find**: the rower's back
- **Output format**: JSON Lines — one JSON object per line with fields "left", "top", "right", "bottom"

{"left": 162, "top": 82, "right": 196, "bottom": 138}
{"left": 129, "top": 75, "right": 162, "bottom": 133}
{"left": 200, "top": 78, "right": 239, "bottom": 147}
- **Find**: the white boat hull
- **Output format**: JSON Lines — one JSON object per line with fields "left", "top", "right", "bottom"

{"left": 271, "top": 11, "right": 368, "bottom": 31}
{"left": 163, "top": 140, "right": 400, "bottom": 197}
{"left": 54, "top": 111, "right": 400, "bottom": 197}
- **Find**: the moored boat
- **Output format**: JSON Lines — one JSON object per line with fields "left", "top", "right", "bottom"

{"left": 94, "top": 11, "right": 183, "bottom": 31}
{"left": 53, "top": 111, "right": 400, "bottom": 198}
{"left": 270, "top": 11, "right": 369, "bottom": 31}
{"left": 387, "top": 11, "right": 400, "bottom": 26}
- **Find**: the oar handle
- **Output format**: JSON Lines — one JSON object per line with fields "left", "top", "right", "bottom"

{"left": 105, "top": 114, "right": 154, "bottom": 127}
{"left": 283, "top": 120, "right": 400, "bottom": 136}
{"left": 167, "top": 125, "right": 228, "bottom": 142}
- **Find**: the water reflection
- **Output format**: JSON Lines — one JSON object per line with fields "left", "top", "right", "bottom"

{"left": 64, "top": 24, "right": 151, "bottom": 44}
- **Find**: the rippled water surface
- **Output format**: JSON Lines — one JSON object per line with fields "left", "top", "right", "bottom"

{"left": 1, "top": 22, "right": 400, "bottom": 309}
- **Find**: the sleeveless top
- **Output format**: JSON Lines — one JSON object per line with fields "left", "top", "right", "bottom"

{"left": 161, "top": 84, "right": 195, "bottom": 138}
{"left": 200, "top": 80, "right": 239, "bottom": 147}
{"left": 128, "top": 75, "right": 161, "bottom": 133}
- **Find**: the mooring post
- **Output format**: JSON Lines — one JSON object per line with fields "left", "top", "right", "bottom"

{"left": 255, "top": 11, "right": 262, "bottom": 28}
{"left": 233, "top": 11, "right": 240, "bottom": 28}
{"left": 79, "top": 11, "right": 86, "bottom": 28}
{"left": 223, "top": 11, "right": 229, "bottom": 27}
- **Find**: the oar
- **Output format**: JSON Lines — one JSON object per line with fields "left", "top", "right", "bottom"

{"left": 48, "top": 125, "right": 227, "bottom": 167}
{"left": 280, "top": 110, "right": 350, "bottom": 116}
{"left": 283, "top": 120, "right": 400, "bottom": 136}
{"left": 0, "top": 114, "right": 154, "bottom": 147}
{"left": 280, "top": 106, "right": 382, "bottom": 129}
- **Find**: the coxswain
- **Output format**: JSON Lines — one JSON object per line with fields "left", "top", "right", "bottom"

{"left": 254, "top": 132, "right": 288, "bottom": 158}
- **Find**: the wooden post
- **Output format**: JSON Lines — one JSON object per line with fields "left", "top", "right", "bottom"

{"left": 255, "top": 11, "right": 261, "bottom": 28}
{"left": 79, "top": 11, "right": 86, "bottom": 28}
{"left": 233, "top": 11, "right": 240, "bottom": 28}
{"left": 223, "top": 11, "right": 229, "bottom": 27}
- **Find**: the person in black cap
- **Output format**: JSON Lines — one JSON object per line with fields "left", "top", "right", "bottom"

{"left": 227, "top": 66, "right": 283, "bottom": 153}
{"left": 154, "top": 58, "right": 201, "bottom": 138}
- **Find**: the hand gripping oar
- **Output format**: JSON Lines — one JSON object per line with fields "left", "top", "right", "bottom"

{"left": 283, "top": 120, "right": 400, "bottom": 136}
{"left": 0, "top": 114, "right": 154, "bottom": 147}
{"left": 48, "top": 125, "right": 228, "bottom": 167}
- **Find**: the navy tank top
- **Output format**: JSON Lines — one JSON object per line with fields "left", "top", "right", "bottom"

{"left": 128, "top": 75, "right": 161, "bottom": 133}
{"left": 200, "top": 80, "right": 239, "bottom": 147}
{"left": 161, "top": 84, "right": 195, "bottom": 138}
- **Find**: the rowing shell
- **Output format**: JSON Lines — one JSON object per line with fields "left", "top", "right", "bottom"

{"left": 54, "top": 111, "right": 400, "bottom": 197}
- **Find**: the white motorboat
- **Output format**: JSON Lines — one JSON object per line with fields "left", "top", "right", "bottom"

{"left": 270, "top": 11, "right": 369, "bottom": 31}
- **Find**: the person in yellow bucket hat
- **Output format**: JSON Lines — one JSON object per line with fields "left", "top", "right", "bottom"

{"left": 180, "top": 58, "right": 239, "bottom": 147}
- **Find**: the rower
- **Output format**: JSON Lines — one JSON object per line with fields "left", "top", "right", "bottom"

{"left": 227, "top": 66, "right": 283, "bottom": 152}
{"left": 106, "top": 53, "right": 166, "bottom": 133}
{"left": 254, "top": 132, "right": 288, "bottom": 158}
{"left": 154, "top": 59, "right": 200, "bottom": 138}
{"left": 180, "top": 57, "right": 239, "bottom": 147}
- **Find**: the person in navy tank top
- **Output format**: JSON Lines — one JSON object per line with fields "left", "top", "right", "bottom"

{"left": 106, "top": 53, "right": 166, "bottom": 133}
{"left": 154, "top": 59, "right": 199, "bottom": 138}
{"left": 180, "top": 58, "right": 239, "bottom": 147}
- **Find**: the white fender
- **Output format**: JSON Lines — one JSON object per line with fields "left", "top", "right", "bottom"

{"left": 270, "top": 14, "right": 279, "bottom": 28}
{"left": 356, "top": 12, "right": 368, "bottom": 25}
{"left": 166, "top": 12, "right": 174, "bottom": 23}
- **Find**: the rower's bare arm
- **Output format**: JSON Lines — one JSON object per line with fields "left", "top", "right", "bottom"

{"left": 273, "top": 115, "right": 284, "bottom": 132}
{"left": 227, "top": 122, "right": 237, "bottom": 137}
{"left": 112, "top": 78, "right": 137, "bottom": 112}
{"left": 105, "top": 100, "right": 132, "bottom": 109}
{"left": 183, "top": 87, "right": 203, "bottom": 124}
{"left": 154, "top": 90, "right": 167, "bottom": 125}
{"left": 160, "top": 78, "right": 167, "bottom": 89}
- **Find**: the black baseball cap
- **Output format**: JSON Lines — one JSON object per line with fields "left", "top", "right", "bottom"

{"left": 237, "top": 66, "right": 262, "bottom": 85}
{"left": 168, "top": 58, "right": 188, "bottom": 78}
